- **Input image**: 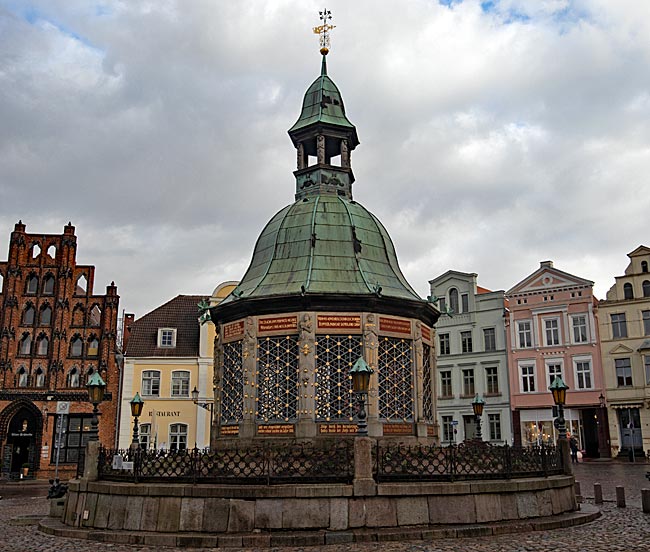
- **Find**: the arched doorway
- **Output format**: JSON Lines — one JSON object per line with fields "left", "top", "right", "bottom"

{"left": 1, "top": 402, "right": 42, "bottom": 478}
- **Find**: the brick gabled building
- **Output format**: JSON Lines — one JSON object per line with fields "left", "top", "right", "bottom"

{"left": 0, "top": 221, "right": 120, "bottom": 479}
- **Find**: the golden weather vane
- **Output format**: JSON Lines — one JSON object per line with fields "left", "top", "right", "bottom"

{"left": 313, "top": 8, "right": 335, "bottom": 55}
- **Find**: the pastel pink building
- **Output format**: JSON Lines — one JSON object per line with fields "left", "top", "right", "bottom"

{"left": 505, "top": 261, "right": 609, "bottom": 457}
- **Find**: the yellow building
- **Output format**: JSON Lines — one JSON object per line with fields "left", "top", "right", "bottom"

{"left": 598, "top": 246, "right": 650, "bottom": 458}
{"left": 118, "top": 282, "right": 236, "bottom": 449}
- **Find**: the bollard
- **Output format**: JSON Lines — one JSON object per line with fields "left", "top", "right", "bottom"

{"left": 594, "top": 483, "right": 603, "bottom": 504}
{"left": 642, "top": 489, "right": 650, "bottom": 514}
{"left": 575, "top": 481, "right": 582, "bottom": 503}
{"left": 616, "top": 486, "right": 626, "bottom": 508}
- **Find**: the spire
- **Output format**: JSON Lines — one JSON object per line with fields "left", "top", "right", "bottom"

{"left": 321, "top": 54, "right": 327, "bottom": 76}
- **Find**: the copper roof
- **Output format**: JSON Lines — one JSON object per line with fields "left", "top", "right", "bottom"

{"left": 125, "top": 295, "right": 205, "bottom": 358}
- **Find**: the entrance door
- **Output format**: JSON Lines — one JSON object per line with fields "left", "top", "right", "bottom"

{"left": 463, "top": 415, "right": 476, "bottom": 440}
{"left": 619, "top": 408, "right": 643, "bottom": 449}
{"left": 581, "top": 408, "right": 600, "bottom": 458}
{"left": 6, "top": 408, "right": 38, "bottom": 475}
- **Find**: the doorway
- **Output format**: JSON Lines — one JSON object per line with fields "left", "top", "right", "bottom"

{"left": 463, "top": 415, "right": 476, "bottom": 440}
{"left": 5, "top": 408, "right": 38, "bottom": 476}
{"left": 619, "top": 408, "right": 643, "bottom": 452}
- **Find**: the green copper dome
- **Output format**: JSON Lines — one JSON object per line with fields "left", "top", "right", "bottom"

{"left": 219, "top": 195, "right": 421, "bottom": 305}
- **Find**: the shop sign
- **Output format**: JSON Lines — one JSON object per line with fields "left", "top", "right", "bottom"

{"left": 379, "top": 317, "right": 411, "bottom": 335}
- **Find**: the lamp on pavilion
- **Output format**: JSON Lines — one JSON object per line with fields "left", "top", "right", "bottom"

{"left": 350, "top": 357, "right": 373, "bottom": 436}
{"left": 130, "top": 392, "right": 145, "bottom": 449}
{"left": 471, "top": 394, "right": 485, "bottom": 440}
{"left": 86, "top": 372, "right": 106, "bottom": 441}
{"left": 549, "top": 376, "right": 569, "bottom": 440}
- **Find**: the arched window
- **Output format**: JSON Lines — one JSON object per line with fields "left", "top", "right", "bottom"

{"left": 42, "top": 274, "right": 55, "bottom": 295}
{"left": 87, "top": 337, "right": 99, "bottom": 357}
{"left": 0, "top": 272, "right": 4, "bottom": 293}
{"left": 46, "top": 245, "right": 56, "bottom": 259}
{"left": 31, "top": 243, "right": 41, "bottom": 259}
{"left": 644, "top": 280, "right": 650, "bottom": 298}
{"left": 68, "top": 367, "right": 80, "bottom": 388}
{"left": 70, "top": 336, "right": 83, "bottom": 357}
{"left": 624, "top": 283, "right": 634, "bottom": 300}
{"left": 17, "top": 366, "right": 28, "bottom": 387}
{"left": 449, "top": 288, "right": 459, "bottom": 314}
{"left": 40, "top": 305, "right": 52, "bottom": 326}
{"left": 19, "top": 334, "right": 31, "bottom": 355}
{"left": 89, "top": 304, "right": 102, "bottom": 326}
{"left": 26, "top": 275, "right": 38, "bottom": 294}
{"left": 72, "top": 305, "right": 85, "bottom": 326}
{"left": 35, "top": 367, "right": 45, "bottom": 387}
{"left": 22, "top": 304, "right": 35, "bottom": 326}
{"left": 75, "top": 275, "right": 87, "bottom": 295}
{"left": 36, "top": 335, "right": 48, "bottom": 355}
{"left": 642, "top": 261, "right": 648, "bottom": 273}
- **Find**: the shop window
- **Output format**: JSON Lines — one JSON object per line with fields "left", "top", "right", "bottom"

{"left": 42, "top": 274, "right": 55, "bottom": 295}
{"left": 52, "top": 414, "right": 93, "bottom": 463}
{"left": 22, "top": 304, "right": 35, "bottom": 326}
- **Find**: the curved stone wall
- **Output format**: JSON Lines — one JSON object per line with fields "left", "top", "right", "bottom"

{"left": 63, "top": 476, "right": 576, "bottom": 534}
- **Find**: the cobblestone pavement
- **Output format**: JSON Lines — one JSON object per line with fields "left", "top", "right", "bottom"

{"left": 1, "top": 462, "right": 650, "bottom": 552}
{"left": 573, "top": 460, "right": 650, "bottom": 507}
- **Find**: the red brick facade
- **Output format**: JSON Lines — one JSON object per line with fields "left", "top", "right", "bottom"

{"left": 0, "top": 221, "right": 120, "bottom": 480}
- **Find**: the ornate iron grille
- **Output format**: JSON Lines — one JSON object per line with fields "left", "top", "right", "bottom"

{"left": 98, "top": 441, "right": 354, "bottom": 485}
{"left": 375, "top": 442, "right": 562, "bottom": 482}
{"left": 378, "top": 337, "right": 414, "bottom": 421}
{"left": 221, "top": 340, "right": 243, "bottom": 424}
{"left": 314, "top": 334, "right": 362, "bottom": 421}
{"left": 256, "top": 336, "right": 299, "bottom": 422}
{"left": 421, "top": 343, "right": 433, "bottom": 421}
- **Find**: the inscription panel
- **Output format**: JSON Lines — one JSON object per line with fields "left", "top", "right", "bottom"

{"left": 258, "top": 316, "right": 298, "bottom": 333}
{"left": 379, "top": 317, "right": 411, "bottom": 335}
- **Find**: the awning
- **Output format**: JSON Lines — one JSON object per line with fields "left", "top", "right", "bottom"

{"left": 610, "top": 403, "right": 644, "bottom": 410}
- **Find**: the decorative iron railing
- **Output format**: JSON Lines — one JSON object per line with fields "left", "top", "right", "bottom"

{"left": 98, "top": 441, "right": 354, "bottom": 485}
{"left": 375, "top": 442, "right": 562, "bottom": 482}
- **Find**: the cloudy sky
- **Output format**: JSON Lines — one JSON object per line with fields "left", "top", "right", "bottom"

{"left": 1, "top": 0, "right": 649, "bottom": 318}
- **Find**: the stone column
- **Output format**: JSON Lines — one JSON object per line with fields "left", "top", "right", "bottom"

{"left": 414, "top": 322, "right": 427, "bottom": 439}
{"left": 363, "top": 314, "right": 380, "bottom": 436}
{"left": 82, "top": 440, "right": 100, "bottom": 481}
{"left": 240, "top": 317, "right": 257, "bottom": 439}
{"left": 353, "top": 437, "right": 377, "bottom": 496}
{"left": 297, "top": 143, "right": 306, "bottom": 169}
{"left": 317, "top": 135, "right": 326, "bottom": 165}
{"left": 296, "top": 313, "right": 317, "bottom": 438}
{"left": 211, "top": 328, "right": 223, "bottom": 448}
{"left": 341, "top": 139, "right": 350, "bottom": 168}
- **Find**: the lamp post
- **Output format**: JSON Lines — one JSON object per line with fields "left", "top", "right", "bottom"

{"left": 471, "top": 394, "right": 485, "bottom": 441}
{"left": 350, "top": 357, "right": 373, "bottom": 436}
{"left": 549, "top": 376, "right": 569, "bottom": 440}
{"left": 130, "top": 392, "right": 144, "bottom": 450}
{"left": 191, "top": 386, "right": 214, "bottom": 445}
{"left": 86, "top": 372, "right": 106, "bottom": 441}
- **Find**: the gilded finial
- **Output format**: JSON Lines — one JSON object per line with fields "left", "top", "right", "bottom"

{"left": 313, "top": 8, "right": 335, "bottom": 55}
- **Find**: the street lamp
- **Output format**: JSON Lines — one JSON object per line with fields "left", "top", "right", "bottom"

{"left": 549, "top": 376, "right": 569, "bottom": 440}
{"left": 471, "top": 394, "right": 485, "bottom": 441}
{"left": 130, "top": 392, "right": 144, "bottom": 449}
{"left": 86, "top": 372, "right": 106, "bottom": 441}
{"left": 350, "top": 357, "right": 373, "bottom": 436}
{"left": 191, "top": 386, "right": 214, "bottom": 445}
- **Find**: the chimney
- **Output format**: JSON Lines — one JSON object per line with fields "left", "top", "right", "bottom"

{"left": 540, "top": 260, "right": 553, "bottom": 269}
{"left": 122, "top": 313, "right": 135, "bottom": 352}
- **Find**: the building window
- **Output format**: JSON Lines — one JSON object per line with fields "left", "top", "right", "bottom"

{"left": 485, "top": 366, "right": 499, "bottom": 394}
{"left": 42, "top": 274, "right": 55, "bottom": 295}
{"left": 449, "top": 288, "right": 459, "bottom": 314}
{"left": 643, "top": 311, "right": 650, "bottom": 336}
{"left": 517, "top": 321, "right": 532, "bottom": 348}
{"left": 643, "top": 261, "right": 649, "bottom": 273}
{"left": 611, "top": 313, "right": 628, "bottom": 338}
{"left": 35, "top": 367, "right": 45, "bottom": 387}
{"left": 169, "top": 423, "right": 188, "bottom": 451}
{"left": 624, "top": 282, "right": 634, "bottom": 300}
{"left": 461, "top": 331, "right": 473, "bottom": 353}
{"left": 488, "top": 413, "right": 502, "bottom": 441}
{"left": 17, "top": 366, "right": 28, "bottom": 387}
{"left": 544, "top": 318, "right": 560, "bottom": 346}
{"left": 158, "top": 328, "right": 176, "bottom": 348}
{"left": 440, "top": 370, "right": 452, "bottom": 397}
{"left": 461, "top": 293, "right": 469, "bottom": 313}
{"left": 19, "top": 334, "right": 31, "bottom": 355}
{"left": 89, "top": 304, "right": 102, "bottom": 326}
{"left": 546, "top": 361, "right": 563, "bottom": 387}
{"left": 26, "top": 275, "right": 38, "bottom": 294}
{"left": 572, "top": 315, "right": 588, "bottom": 343}
{"left": 68, "top": 367, "right": 80, "bottom": 388}
{"left": 36, "top": 335, "right": 48, "bottom": 356}
{"left": 40, "top": 305, "right": 52, "bottom": 326}
{"left": 442, "top": 415, "right": 454, "bottom": 443}
{"left": 87, "top": 337, "right": 99, "bottom": 356}
{"left": 171, "top": 371, "right": 190, "bottom": 397}
{"left": 70, "top": 336, "right": 83, "bottom": 357}
{"left": 615, "top": 358, "right": 632, "bottom": 387}
{"left": 439, "top": 297, "right": 447, "bottom": 312}
{"left": 139, "top": 423, "right": 151, "bottom": 450}
{"left": 575, "top": 359, "right": 593, "bottom": 390}
{"left": 483, "top": 328, "right": 496, "bottom": 352}
{"left": 72, "top": 305, "right": 85, "bottom": 326}
{"left": 520, "top": 364, "right": 536, "bottom": 393}
{"left": 439, "top": 333, "right": 450, "bottom": 355}
{"left": 645, "top": 355, "right": 650, "bottom": 386}
{"left": 643, "top": 280, "right": 650, "bottom": 298}
{"left": 53, "top": 414, "right": 93, "bottom": 463}
{"left": 462, "top": 368, "right": 475, "bottom": 396}
{"left": 142, "top": 370, "right": 161, "bottom": 396}
{"left": 22, "top": 305, "right": 35, "bottom": 326}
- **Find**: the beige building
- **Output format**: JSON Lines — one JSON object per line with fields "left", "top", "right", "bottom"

{"left": 118, "top": 283, "right": 236, "bottom": 450}
{"left": 598, "top": 246, "right": 650, "bottom": 458}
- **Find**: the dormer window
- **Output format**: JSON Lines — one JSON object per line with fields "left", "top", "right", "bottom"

{"left": 158, "top": 328, "right": 176, "bottom": 348}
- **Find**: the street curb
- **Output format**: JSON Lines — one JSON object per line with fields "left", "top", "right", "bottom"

{"left": 38, "top": 505, "right": 601, "bottom": 548}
